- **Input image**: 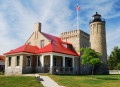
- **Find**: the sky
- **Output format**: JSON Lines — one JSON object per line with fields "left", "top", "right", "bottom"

{"left": 0, "top": 0, "right": 120, "bottom": 56}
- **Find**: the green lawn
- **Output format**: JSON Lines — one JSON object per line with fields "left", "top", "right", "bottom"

{"left": 48, "top": 75, "right": 120, "bottom": 87}
{"left": 0, "top": 76, "right": 43, "bottom": 87}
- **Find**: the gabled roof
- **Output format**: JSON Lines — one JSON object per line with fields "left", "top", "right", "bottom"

{"left": 4, "top": 44, "right": 39, "bottom": 55}
{"left": 36, "top": 32, "right": 79, "bottom": 56}
{"left": 0, "top": 55, "right": 5, "bottom": 61}
{"left": 4, "top": 32, "right": 79, "bottom": 56}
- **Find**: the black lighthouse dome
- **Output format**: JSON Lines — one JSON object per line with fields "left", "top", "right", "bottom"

{"left": 89, "top": 12, "right": 105, "bottom": 24}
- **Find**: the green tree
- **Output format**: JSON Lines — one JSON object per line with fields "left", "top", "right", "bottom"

{"left": 108, "top": 46, "right": 120, "bottom": 69}
{"left": 115, "top": 63, "right": 120, "bottom": 70}
{"left": 79, "top": 47, "right": 103, "bottom": 79}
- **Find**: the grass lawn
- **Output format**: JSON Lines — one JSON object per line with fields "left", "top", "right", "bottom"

{"left": 48, "top": 75, "right": 120, "bottom": 87}
{"left": 0, "top": 76, "right": 43, "bottom": 87}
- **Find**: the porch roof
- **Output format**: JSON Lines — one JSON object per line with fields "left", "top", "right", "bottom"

{"left": 4, "top": 44, "right": 39, "bottom": 55}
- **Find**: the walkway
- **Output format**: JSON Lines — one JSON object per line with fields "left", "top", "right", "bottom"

{"left": 40, "top": 76, "right": 65, "bottom": 87}
{"left": 23, "top": 74, "right": 65, "bottom": 87}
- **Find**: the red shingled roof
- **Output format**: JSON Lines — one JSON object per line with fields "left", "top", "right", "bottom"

{"left": 0, "top": 55, "right": 5, "bottom": 61}
{"left": 36, "top": 32, "right": 79, "bottom": 56}
{"left": 4, "top": 44, "right": 39, "bottom": 55}
{"left": 4, "top": 32, "right": 79, "bottom": 56}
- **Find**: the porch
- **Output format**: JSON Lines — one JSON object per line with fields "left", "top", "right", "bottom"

{"left": 35, "top": 53, "right": 78, "bottom": 74}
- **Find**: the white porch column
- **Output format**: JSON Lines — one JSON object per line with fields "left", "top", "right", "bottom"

{"left": 50, "top": 54, "right": 53, "bottom": 67}
{"left": 72, "top": 57, "right": 74, "bottom": 68}
{"left": 63, "top": 56, "right": 65, "bottom": 67}
{"left": 41, "top": 55, "right": 44, "bottom": 67}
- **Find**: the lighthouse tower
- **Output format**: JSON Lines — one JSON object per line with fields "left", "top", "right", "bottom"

{"left": 90, "top": 12, "right": 108, "bottom": 74}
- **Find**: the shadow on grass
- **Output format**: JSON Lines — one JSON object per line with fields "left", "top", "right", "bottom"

{"left": 96, "top": 77, "right": 119, "bottom": 80}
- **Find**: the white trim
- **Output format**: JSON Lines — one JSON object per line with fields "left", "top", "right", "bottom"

{"left": 5, "top": 52, "right": 34, "bottom": 56}
{"left": 72, "top": 57, "right": 74, "bottom": 68}
{"left": 39, "top": 52, "right": 77, "bottom": 57}
{"left": 8, "top": 67, "right": 12, "bottom": 68}
{"left": 41, "top": 55, "right": 44, "bottom": 67}
{"left": 50, "top": 54, "right": 53, "bottom": 67}
{"left": 63, "top": 56, "right": 65, "bottom": 67}
{"left": 5, "top": 51, "right": 79, "bottom": 57}
{"left": 15, "top": 66, "right": 20, "bottom": 68}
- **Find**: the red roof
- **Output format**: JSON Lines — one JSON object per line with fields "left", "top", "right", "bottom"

{"left": 4, "top": 44, "right": 39, "bottom": 55}
{"left": 36, "top": 32, "right": 79, "bottom": 56}
{"left": 0, "top": 55, "right": 5, "bottom": 61}
{"left": 4, "top": 32, "right": 79, "bottom": 56}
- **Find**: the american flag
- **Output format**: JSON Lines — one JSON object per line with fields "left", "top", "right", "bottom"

{"left": 75, "top": 5, "right": 80, "bottom": 10}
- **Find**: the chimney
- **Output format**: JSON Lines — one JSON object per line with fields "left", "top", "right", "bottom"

{"left": 34, "top": 22, "right": 41, "bottom": 32}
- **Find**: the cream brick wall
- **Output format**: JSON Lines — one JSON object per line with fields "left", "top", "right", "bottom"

{"left": 25, "top": 23, "right": 50, "bottom": 48}
{"left": 60, "top": 29, "right": 89, "bottom": 55}
{"left": 90, "top": 22, "right": 107, "bottom": 64}
{"left": 5, "top": 55, "right": 23, "bottom": 75}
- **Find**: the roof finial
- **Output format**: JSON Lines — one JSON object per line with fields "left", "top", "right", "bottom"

{"left": 96, "top": 12, "right": 98, "bottom": 14}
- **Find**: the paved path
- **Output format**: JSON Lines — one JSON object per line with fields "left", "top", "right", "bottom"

{"left": 23, "top": 74, "right": 65, "bottom": 87}
{"left": 40, "top": 76, "right": 65, "bottom": 87}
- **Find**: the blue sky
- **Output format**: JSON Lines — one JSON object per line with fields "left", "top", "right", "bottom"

{"left": 0, "top": 0, "right": 120, "bottom": 56}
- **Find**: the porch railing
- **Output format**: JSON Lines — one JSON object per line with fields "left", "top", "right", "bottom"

{"left": 52, "top": 66, "right": 74, "bottom": 74}
{"left": 35, "top": 66, "right": 75, "bottom": 74}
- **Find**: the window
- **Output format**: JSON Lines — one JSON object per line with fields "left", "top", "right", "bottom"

{"left": 67, "top": 45, "right": 73, "bottom": 50}
{"left": 41, "top": 40, "right": 44, "bottom": 48}
{"left": 16, "top": 56, "right": 20, "bottom": 66}
{"left": 8, "top": 57, "right": 11, "bottom": 67}
{"left": 28, "top": 42, "right": 31, "bottom": 45}
{"left": 27, "top": 56, "right": 31, "bottom": 66}
{"left": 37, "top": 56, "right": 40, "bottom": 67}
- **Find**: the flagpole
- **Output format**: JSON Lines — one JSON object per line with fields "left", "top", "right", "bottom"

{"left": 76, "top": 4, "right": 79, "bottom": 29}
{"left": 77, "top": 9, "right": 79, "bottom": 29}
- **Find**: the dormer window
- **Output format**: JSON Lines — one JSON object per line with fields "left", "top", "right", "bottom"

{"left": 41, "top": 40, "right": 44, "bottom": 48}
{"left": 28, "top": 42, "right": 31, "bottom": 45}
{"left": 67, "top": 44, "right": 73, "bottom": 50}
{"left": 61, "top": 43, "right": 73, "bottom": 50}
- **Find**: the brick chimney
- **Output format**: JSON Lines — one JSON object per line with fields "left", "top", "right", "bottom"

{"left": 34, "top": 22, "right": 41, "bottom": 32}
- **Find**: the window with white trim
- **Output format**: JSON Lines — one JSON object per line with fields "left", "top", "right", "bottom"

{"left": 8, "top": 57, "right": 11, "bottom": 67}
{"left": 41, "top": 40, "right": 44, "bottom": 48}
{"left": 16, "top": 56, "right": 20, "bottom": 66}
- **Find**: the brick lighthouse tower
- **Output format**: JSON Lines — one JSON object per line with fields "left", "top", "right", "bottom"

{"left": 89, "top": 12, "right": 109, "bottom": 74}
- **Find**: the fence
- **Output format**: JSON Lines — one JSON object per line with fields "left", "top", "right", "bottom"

{"left": 109, "top": 70, "right": 120, "bottom": 74}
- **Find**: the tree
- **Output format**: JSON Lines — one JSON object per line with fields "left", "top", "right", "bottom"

{"left": 79, "top": 47, "right": 103, "bottom": 79}
{"left": 115, "top": 63, "right": 120, "bottom": 70}
{"left": 108, "top": 46, "right": 120, "bottom": 70}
